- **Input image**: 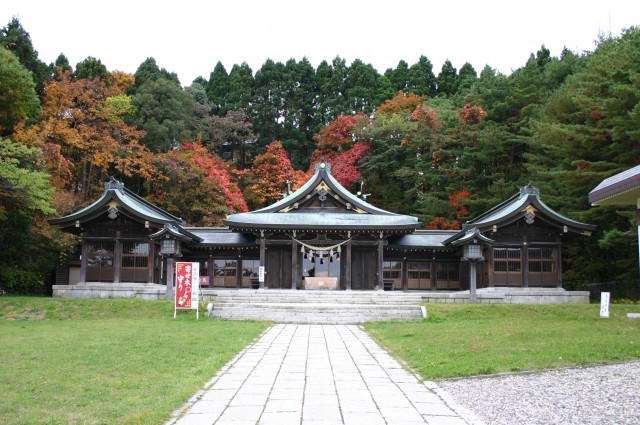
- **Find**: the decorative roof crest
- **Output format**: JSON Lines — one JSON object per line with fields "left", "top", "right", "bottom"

{"left": 314, "top": 161, "right": 332, "bottom": 173}
{"left": 105, "top": 177, "right": 125, "bottom": 192}
{"left": 520, "top": 182, "right": 539, "bottom": 196}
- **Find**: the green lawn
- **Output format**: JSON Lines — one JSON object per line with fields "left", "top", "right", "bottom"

{"left": 0, "top": 297, "right": 270, "bottom": 425}
{"left": 365, "top": 303, "right": 640, "bottom": 380}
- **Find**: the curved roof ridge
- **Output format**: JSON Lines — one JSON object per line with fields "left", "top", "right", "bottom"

{"left": 49, "top": 178, "right": 183, "bottom": 227}
{"left": 248, "top": 161, "right": 406, "bottom": 216}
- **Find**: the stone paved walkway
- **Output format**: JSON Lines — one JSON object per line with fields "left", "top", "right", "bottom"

{"left": 168, "top": 324, "right": 484, "bottom": 425}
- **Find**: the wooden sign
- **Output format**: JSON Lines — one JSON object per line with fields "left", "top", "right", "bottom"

{"left": 174, "top": 262, "right": 200, "bottom": 319}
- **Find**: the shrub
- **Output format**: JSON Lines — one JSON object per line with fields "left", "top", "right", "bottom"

{"left": 0, "top": 267, "right": 45, "bottom": 295}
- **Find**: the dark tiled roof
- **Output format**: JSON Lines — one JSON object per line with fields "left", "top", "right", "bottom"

{"left": 224, "top": 162, "right": 420, "bottom": 231}
{"left": 388, "top": 230, "right": 458, "bottom": 249}
{"left": 186, "top": 228, "right": 256, "bottom": 246}
{"left": 49, "top": 178, "right": 183, "bottom": 228}
{"left": 589, "top": 164, "right": 640, "bottom": 206}
{"left": 444, "top": 183, "right": 595, "bottom": 244}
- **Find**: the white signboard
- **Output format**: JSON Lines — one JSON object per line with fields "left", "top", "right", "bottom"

{"left": 258, "top": 266, "right": 265, "bottom": 283}
{"left": 600, "top": 292, "right": 610, "bottom": 318}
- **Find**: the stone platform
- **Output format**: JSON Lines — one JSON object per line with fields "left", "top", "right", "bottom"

{"left": 52, "top": 284, "right": 590, "bottom": 324}
{"left": 203, "top": 289, "right": 426, "bottom": 324}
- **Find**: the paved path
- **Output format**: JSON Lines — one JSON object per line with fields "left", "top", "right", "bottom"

{"left": 168, "top": 324, "right": 483, "bottom": 425}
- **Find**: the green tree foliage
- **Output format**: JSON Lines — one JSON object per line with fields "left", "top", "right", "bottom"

{"left": 526, "top": 28, "right": 640, "bottom": 284}
{"left": 130, "top": 57, "right": 181, "bottom": 94}
{"left": 407, "top": 56, "right": 438, "bottom": 97}
{"left": 227, "top": 62, "right": 254, "bottom": 111}
{"left": 385, "top": 60, "right": 410, "bottom": 92}
{"left": 52, "top": 53, "right": 72, "bottom": 78}
{"left": 0, "top": 17, "right": 51, "bottom": 96}
{"left": 206, "top": 61, "right": 230, "bottom": 115}
{"left": 74, "top": 56, "right": 109, "bottom": 81}
{"left": 0, "top": 139, "right": 62, "bottom": 294}
{"left": 436, "top": 59, "right": 458, "bottom": 96}
{"left": 0, "top": 47, "right": 40, "bottom": 135}
{"left": 131, "top": 77, "right": 195, "bottom": 151}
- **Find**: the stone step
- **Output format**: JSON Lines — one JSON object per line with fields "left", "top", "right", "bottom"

{"left": 207, "top": 304, "right": 424, "bottom": 324}
{"left": 202, "top": 290, "right": 424, "bottom": 305}
{"left": 206, "top": 300, "right": 425, "bottom": 323}
{"left": 203, "top": 289, "right": 426, "bottom": 323}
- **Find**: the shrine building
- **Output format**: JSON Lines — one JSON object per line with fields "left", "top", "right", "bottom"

{"left": 50, "top": 161, "right": 595, "bottom": 299}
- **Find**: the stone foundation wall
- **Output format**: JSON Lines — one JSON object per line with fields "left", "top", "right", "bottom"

{"left": 52, "top": 284, "right": 590, "bottom": 304}
{"left": 52, "top": 283, "right": 166, "bottom": 300}
{"left": 421, "top": 288, "right": 590, "bottom": 304}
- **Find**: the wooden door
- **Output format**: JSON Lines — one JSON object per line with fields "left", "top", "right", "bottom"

{"left": 351, "top": 249, "right": 376, "bottom": 290}
{"left": 266, "top": 247, "right": 292, "bottom": 289}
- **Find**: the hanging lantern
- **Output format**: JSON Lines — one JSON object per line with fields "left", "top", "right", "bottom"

{"left": 320, "top": 257, "right": 324, "bottom": 265}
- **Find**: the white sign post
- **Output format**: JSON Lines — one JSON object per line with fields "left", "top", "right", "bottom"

{"left": 600, "top": 292, "right": 610, "bottom": 318}
{"left": 258, "top": 266, "right": 265, "bottom": 283}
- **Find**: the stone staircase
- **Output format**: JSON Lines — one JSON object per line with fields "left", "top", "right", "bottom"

{"left": 202, "top": 289, "right": 426, "bottom": 324}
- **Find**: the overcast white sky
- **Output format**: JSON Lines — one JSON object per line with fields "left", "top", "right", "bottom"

{"left": 2, "top": 0, "right": 638, "bottom": 86}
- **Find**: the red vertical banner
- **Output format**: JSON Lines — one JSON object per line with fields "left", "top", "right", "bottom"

{"left": 175, "top": 262, "right": 199, "bottom": 312}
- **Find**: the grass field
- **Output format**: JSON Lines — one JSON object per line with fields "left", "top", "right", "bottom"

{"left": 365, "top": 303, "right": 640, "bottom": 380}
{"left": 0, "top": 297, "right": 270, "bottom": 425}
{"left": 2, "top": 298, "right": 640, "bottom": 424}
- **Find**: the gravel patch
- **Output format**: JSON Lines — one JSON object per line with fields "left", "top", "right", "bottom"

{"left": 439, "top": 361, "right": 640, "bottom": 425}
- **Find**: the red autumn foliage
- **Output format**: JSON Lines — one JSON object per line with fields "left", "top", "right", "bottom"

{"left": 313, "top": 114, "right": 363, "bottom": 151}
{"left": 182, "top": 141, "right": 248, "bottom": 214}
{"left": 449, "top": 190, "right": 471, "bottom": 217}
{"left": 458, "top": 103, "right": 488, "bottom": 124}
{"left": 147, "top": 141, "right": 247, "bottom": 226}
{"left": 309, "top": 142, "right": 370, "bottom": 189}
{"left": 411, "top": 104, "right": 440, "bottom": 130}
{"left": 425, "top": 217, "right": 461, "bottom": 230}
{"left": 245, "top": 141, "right": 306, "bottom": 207}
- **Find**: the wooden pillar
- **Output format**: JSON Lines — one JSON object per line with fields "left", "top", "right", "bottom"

{"left": 147, "top": 242, "right": 155, "bottom": 283}
{"left": 345, "top": 240, "right": 352, "bottom": 291}
{"left": 236, "top": 252, "right": 242, "bottom": 288}
{"left": 402, "top": 258, "right": 408, "bottom": 292}
{"left": 556, "top": 245, "right": 563, "bottom": 288}
{"left": 377, "top": 237, "right": 384, "bottom": 291}
{"left": 259, "top": 234, "right": 266, "bottom": 289}
{"left": 522, "top": 246, "right": 529, "bottom": 288}
{"left": 208, "top": 256, "right": 214, "bottom": 288}
{"left": 291, "top": 239, "right": 298, "bottom": 290}
{"left": 80, "top": 242, "right": 88, "bottom": 283}
{"left": 113, "top": 234, "right": 121, "bottom": 284}
{"left": 488, "top": 248, "right": 495, "bottom": 288}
